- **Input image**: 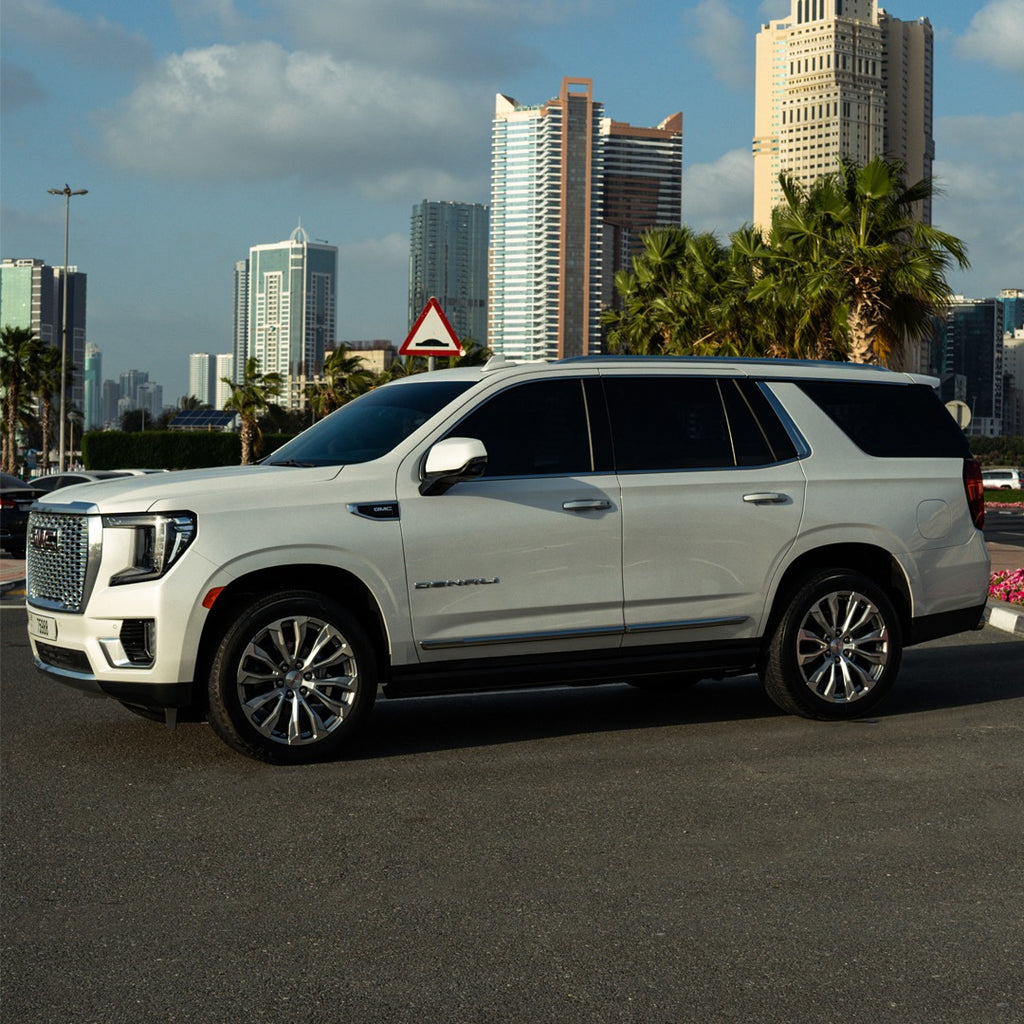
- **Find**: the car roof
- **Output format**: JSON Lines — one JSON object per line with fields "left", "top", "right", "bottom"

{"left": 386, "top": 354, "right": 936, "bottom": 388}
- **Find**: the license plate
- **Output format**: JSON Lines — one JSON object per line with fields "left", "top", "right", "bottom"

{"left": 28, "top": 613, "right": 58, "bottom": 641}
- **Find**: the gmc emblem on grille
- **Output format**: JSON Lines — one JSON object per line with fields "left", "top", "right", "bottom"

{"left": 30, "top": 526, "right": 60, "bottom": 551}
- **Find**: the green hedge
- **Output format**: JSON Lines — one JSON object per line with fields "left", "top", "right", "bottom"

{"left": 970, "top": 436, "right": 1024, "bottom": 465}
{"left": 81, "top": 432, "right": 293, "bottom": 470}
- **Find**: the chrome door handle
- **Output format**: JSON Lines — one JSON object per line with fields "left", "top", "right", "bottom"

{"left": 743, "top": 492, "right": 789, "bottom": 505}
{"left": 562, "top": 499, "right": 613, "bottom": 512}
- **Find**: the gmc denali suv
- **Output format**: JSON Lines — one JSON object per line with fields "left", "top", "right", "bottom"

{"left": 25, "top": 356, "right": 990, "bottom": 763}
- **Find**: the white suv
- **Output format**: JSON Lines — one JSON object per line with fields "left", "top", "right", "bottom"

{"left": 25, "top": 356, "right": 990, "bottom": 763}
{"left": 982, "top": 467, "right": 1023, "bottom": 490}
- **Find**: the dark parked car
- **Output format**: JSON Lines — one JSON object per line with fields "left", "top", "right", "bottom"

{"left": 0, "top": 472, "right": 44, "bottom": 558}
{"left": 29, "top": 470, "right": 136, "bottom": 493}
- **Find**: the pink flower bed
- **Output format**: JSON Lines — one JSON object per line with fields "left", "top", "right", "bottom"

{"left": 985, "top": 500, "right": 1024, "bottom": 605}
{"left": 990, "top": 569, "right": 1024, "bottom": 607}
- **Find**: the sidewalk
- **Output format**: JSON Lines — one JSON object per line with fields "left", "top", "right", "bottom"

{"left": 3, "top": 544, "right": 1023, "bottom": 632}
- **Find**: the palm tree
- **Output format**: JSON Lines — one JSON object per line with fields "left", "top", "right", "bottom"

{"left": 767, "top": 157, "right": 969, "bottom": 366}
{"left": 0, "top": 326, "right": 44, "bottom": 474}
{"left": 603, "top": 227, "right": 768, "bottom": 358}
{"left": 309, "top": 344, "right": 372, "bottom": 419}
{"left": 34, "top": 344, "right": 64, "bottom": 474}
{"left": 222, "top": 357, "right": 284, "bottom": 465}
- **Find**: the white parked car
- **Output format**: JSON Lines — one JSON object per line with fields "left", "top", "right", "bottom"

{"left": 25, "top": 356, "right": 990, "bottom": 763}
{"left": 981, "top": 466, "right": 1023, "bottom": 490}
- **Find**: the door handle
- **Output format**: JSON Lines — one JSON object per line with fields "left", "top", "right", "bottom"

{"left": 562, "top": 499, "right": 613, "bottom": 512}
{"left": 743, "top": 492, "right": 789, "bottom": 505}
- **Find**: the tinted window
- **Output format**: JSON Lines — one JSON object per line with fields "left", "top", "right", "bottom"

{"left": 267, "top": 379, "right": 474, "bottom": 466}
{"left": 796, "top": 381, "right": 972, "bottom": 458}
{"left": 450, "top": 379, "right": 592, "bottom": 477}
{"left": 605, "top": 377, "right": 762, "bottom": 471}
{"left": 736, "top": 380, "right": 800, "bottom": 463}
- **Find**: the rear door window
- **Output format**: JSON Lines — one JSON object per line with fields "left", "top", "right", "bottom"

{"left": 602, "top": 376, "right": 795, "bottom": 471}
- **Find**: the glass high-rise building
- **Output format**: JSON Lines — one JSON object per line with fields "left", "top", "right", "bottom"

{"left": 940, "top": 298, "right": 1005, "bottom": 437}
{"left": 753, "top": 0, "right": 934, "bottom": 228}
{"left": 84, "top": 343, "right": 102, "bottom": 429}
{"left": 214, "top": 353, "right": 234, "bottom": 409}
{"left": 600, "top": 113, "right": 683, "bottom": 312}
{"left": 0, "top": 257, "right": 87, "bottom": 413}
{"left": 188, "top": 353, "right": 213, "bottom": 406}
{"left": 409, "top": 201, "right": 489, "bottom": 346}
{"left": 248, "top": 226, "right": 337, "bottom": 396}
{"left": 489, "top": 79, "right": 681, "bottom": 360}
{"left": 232, "top": 259, "right": 249, "bottom": 384}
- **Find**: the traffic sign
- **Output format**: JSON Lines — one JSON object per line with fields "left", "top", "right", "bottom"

{"left": 400, "top": 298, "right": 463, "bottom": 358}
{"left": 945, "top": 400, "right": 971, "bottom": 429}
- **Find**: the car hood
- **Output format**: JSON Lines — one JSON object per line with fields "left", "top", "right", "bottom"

{"left": 30, "top": 464, "right": 350, "bottom": 515}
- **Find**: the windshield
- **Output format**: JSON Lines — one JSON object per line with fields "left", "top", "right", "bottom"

{"left": 265, "top": 379, "right": 475, "bottom": 467}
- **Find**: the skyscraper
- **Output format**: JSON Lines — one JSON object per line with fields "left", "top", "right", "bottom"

{"left": 188, "top": 352, "right": 213, "bottom": 406}
{"left": 214, "top": 353, "right": 234, "bottom": 410}
{"left": 490, "top": 79, "right": 604, "bottom": 361}
{"left": 753, "top": 0, "right": 934, "bottom": 228}
{"left": 940, "top": 298, "right": 1005, "bottom": 437}
{"left": 409, "top": 201, "right": 489, "bottom": 346}
{"left": 232, "top": 259, "right": 249, "bottom": 384}
{"left": 84, "top": 343, "right": 102, "bottom": 429}
{"left": 600, "top": 113, "right": 683, "bottom": 310}
{"left": 247, "top": 226, "right": 337, "bottom": 400}
{"left": 0, "top": 257, "right": 87, "bottom": 412}
{"left": 489, "top": 79, "right": 681, "bottom": 360}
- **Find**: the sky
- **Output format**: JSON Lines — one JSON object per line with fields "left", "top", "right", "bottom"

{"left": 2, "top": 0, "right": 1022, "bottom": 401}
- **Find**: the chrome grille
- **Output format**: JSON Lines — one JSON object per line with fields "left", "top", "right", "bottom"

{"left": 27, "top": 511, "right": 91, "bottom": 612}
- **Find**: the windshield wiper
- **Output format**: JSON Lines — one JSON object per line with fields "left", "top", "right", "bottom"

{"left": 265, "top": 459, "right": 318, "bottom": 467}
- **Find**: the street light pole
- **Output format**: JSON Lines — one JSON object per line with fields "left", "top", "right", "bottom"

{"left": 47, "top": 184, "right": 88, "bottom": 473}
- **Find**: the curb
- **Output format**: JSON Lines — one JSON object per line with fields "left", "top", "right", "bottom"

{"left": 983, "top": 598, "right": 1024, "bottom": 636}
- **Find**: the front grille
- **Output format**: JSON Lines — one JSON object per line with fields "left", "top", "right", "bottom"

{"left": 27, "top": 511, "right": 92, "bottom": 612}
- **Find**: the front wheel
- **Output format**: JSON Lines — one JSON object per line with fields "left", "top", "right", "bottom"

{"left": 761, "top": 571, "right": 902, "bottom": 720}
{"left": 207, "top": 590, "right": 377, "bottom": 763}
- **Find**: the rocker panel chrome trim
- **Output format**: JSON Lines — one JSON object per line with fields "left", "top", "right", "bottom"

{"left": 419, "top": 615, "right": 748, "bottom": 650}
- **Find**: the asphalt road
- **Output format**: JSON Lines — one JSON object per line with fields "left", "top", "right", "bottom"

{"left": 985, "top": 506, "right": 1024, "bottom": 553}
{"left": 2, "top": 612, "right": 1023, "bottom": 1024}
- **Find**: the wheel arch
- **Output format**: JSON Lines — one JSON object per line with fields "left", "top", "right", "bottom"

{"left": 193, "top": 564, "right": 392, "bottom": 708}
{"left": 766, "top": 543, "right": 912, "bottom": 642}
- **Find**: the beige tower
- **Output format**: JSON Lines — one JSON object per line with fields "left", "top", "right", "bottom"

{"left": 753, "top": 0, "right": 933, "bottom": 230}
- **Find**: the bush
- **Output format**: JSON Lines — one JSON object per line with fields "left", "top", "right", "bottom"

{"left": 81, "top": 431, "right": 293, "bottom": 470}
{"left": 970, "top": 436, "right": 1024, "bottom": 465}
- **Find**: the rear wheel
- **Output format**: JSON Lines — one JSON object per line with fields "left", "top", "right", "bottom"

{"left": 761, "top": 570, "right": 902, "bottom": 720}
{"left": 207, "top": 590, "right": 376, "bottom": 763}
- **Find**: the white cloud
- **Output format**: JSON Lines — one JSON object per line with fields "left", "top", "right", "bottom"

{"left": 758, "top": 1, "right": 791, "bottom": 22}
{"left": 956, "top": 0, "right": 1024, "bottom": 74}
{"left": 95, "top": 42, "right": 491, "bottom": 195}
{"left": 685, "top": 1, "right": 753, "bottom": 91}
{"left": 2, "top": 0, "right": 151, "bottom": 70}
{"left": 0, "top": 62, "right": 48, "bottom": 114}
{"left": 933, "top": 113, "right": 1024, "bottom": 296}
{"left": 279, "top": 0, "right": 552, "bottom": 79}
{"left": 681, "top": 148, "right": 755, "bottom": 236}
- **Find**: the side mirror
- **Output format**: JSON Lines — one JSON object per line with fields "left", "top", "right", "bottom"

{"left": 420, "top": 437, "right": 487, "bottom": 495}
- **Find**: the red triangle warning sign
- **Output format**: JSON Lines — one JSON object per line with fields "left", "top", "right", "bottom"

{"left": 400, "top": 298, "right": 464, "bottom": 358}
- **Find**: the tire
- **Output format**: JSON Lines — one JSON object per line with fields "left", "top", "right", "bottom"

{"left": 761, "top": 570, "right": 902, "bottom": 720}
{"left": 207, "top": 590, "right": 377, "bottom": 764}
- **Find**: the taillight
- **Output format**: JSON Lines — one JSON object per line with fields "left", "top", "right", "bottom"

{"left": 963, "top": 458, "right": 985, "bottom": 530}
{"left": 0, "top": 497, "right": 16, "bottom": 510}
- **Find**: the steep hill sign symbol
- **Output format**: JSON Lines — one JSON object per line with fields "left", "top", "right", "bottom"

{"left": 400, "top": 298, "right": 464, "bottom": 358}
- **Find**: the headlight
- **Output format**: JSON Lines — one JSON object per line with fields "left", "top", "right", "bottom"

{"left": 103, "top": 512, "right": 197, "bottom": 585}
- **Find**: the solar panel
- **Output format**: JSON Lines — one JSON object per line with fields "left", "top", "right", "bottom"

{"left": 169, "top": 410, "right": 237, "bottom": 430}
